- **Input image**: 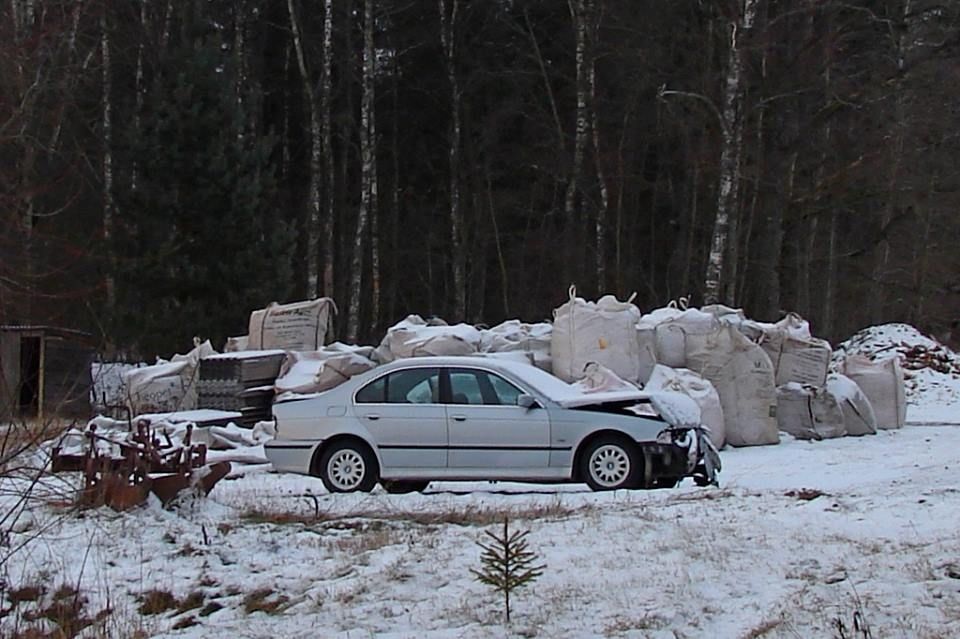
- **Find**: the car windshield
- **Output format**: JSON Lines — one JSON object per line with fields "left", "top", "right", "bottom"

{"left": 492, "top": 360, "right": 583, "bottom": 402}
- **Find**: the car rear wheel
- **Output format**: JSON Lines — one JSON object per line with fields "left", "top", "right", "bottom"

{"left": 318, "top": 440, "right": 379, "bottom": 493}
{"left": 581, "top": 437, "right": 640, "bottom": 491}
{"left": 381, "top": 480, "right": 429, "bottom": 494}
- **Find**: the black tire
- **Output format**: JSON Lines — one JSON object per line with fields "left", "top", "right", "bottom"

{"left": 579, "top": 436, "right": 642, "bottom": 491}
{"left": 652, "top": 476, "right": 681, "bottom": 489}
{"left": 317, "top": 440, "right": 379, "bottom": 493}
{"left": 380, "top": 480, "right": 430, "bottom": 494}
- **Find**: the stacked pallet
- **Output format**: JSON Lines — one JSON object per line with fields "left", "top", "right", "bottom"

{"left": 197, "top": 351, "right": 287, "bottom": 426}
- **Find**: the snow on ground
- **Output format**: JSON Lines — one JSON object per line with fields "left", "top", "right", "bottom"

{"left": 4, "top": 426, "right": 960, "bottom": 638}
{"left": 836, "top": 322, "right": 960, "bottom": 424}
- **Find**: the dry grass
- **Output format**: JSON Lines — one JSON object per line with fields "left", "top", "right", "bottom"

{"left": 137, "top": 589, "right": 177, "bottom": 616}
{"left": 739, "top": 618, "right": 784, "bottom": 638}
{"left": 240, "top": 500, "right": 584, "bottom": 529}
{"left": 243, "top": 587, "right": 289, "bottom": 615}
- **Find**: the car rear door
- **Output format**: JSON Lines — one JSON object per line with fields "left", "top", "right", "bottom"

{"left": 353, "top": 367, "right": 447, "bottom": 469}
{"left": 445, "top": 367, "right": 551, "bottom": 473}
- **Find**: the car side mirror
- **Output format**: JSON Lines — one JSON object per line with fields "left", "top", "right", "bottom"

{"left": 517, "top": 394, "right": 539, "bottom": 409}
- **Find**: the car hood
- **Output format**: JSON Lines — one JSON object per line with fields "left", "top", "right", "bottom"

{"left": 554, "top": 389, "right": 651, "bottom": 408}
{"left": 557, "top": 390, "right": 702, "bottom": 428}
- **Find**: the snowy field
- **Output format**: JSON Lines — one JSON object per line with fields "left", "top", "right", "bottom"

{"left": 4, "top": 424, "right": 960, "bottom": 638}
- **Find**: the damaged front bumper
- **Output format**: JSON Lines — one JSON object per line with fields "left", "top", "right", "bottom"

{"left": 656, "top": 426, "right": 721, "bottom": 487}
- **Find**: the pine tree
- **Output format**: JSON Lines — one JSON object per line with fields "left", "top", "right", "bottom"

{"left": 470, "top": 517, "right": 545, "bottom": 623}
{"left": 112, "top": 31, "right": 294, "bottom": 358}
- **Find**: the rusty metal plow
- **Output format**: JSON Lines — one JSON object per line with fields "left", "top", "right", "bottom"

{"left": 50, "top": 420, "right": 230, "bottom": 511}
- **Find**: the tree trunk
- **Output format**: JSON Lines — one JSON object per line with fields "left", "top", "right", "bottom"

{"left": 101, "top": 13, "right": 115, "bottom": 313}
{"left": 703, "top": 0, "right": 757, "bottom": 306}
{"left": 346, "top": 0, "right": 377, "bottom": 342}
{"left": 440, "top": 0, "right": 465, "bottom": 321}
{"left": 589, "top": 1, "right": 607, "bottom": 292}
{"left": 564, "top": 0, "right": 590, "bottom": 286}
{"left": 287, "top": 0, "right": 323, "bottom": 298}
{"left": 322, "top": 0, "right": 336, "bottom": 298}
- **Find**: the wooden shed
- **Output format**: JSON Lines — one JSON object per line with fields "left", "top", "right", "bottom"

{"left": 0, "top": 326, "right": 94, "bottom": 422}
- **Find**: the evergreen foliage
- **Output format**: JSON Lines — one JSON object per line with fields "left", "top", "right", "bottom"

{"left": 470, "top": 517, "right": 545, "bottom": 623}
{"left": 112, "top": 36, "right": 293, "bottom": 357}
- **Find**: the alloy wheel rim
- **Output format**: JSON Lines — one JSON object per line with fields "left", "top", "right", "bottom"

{"left": 328, "top": 450, "right": 365, "bottom": 490}
{"left": 589, "top": 445, "right": 630, "bottom": 487}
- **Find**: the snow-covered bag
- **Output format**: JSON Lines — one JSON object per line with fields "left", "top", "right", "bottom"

{"left": 123, "top": 339, "right": 216, "bottom": 414}
{"left": 838, "top": 355, "right": 906, "bottom": 429}
{"left": 90, "top": 362, "right": 145, "bottom": 414}
{"left": 757, "top": 314, "right": 832, "bottom": 387}
{"left": 551, "top": 286, "right": 642, "bottom": 383}
{"left": 684, "top": 325, "right": 779, "bottom": 447}
{"left": 375, "top": 315, "right": 481, "bottom": 363}
{"left": 776, "top": 383, "right": 846, "bottom": 440}
{"left": 247, "top": 298, "right": 336, "bottom": 351}
{"left": 274, "top": 343, "right": 377, "bottom": 394}
{"left": 570, "top": 362, "right": 638, "bottom": 394}
{"left": 644, "top": 364, "right": 725, "bottom": 449}
{"left": 479, "top": 320, "right": 552, "bottom": 371}
{"left": 826, "top": 373, "right": 878, "bottom": 436}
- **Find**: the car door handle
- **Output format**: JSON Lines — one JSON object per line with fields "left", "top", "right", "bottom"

{"left": 450, "top": 414, "right": 467, "bottom": 422}
{"left": 365, "top": 414, "right": 380, "bottom": 421}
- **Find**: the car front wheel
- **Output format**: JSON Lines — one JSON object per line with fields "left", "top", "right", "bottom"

{"left": 318, "top": 440, "right": 379, "bottom": 493}
{"left": 581, "top": 437, "right": 640, "bottom": 491}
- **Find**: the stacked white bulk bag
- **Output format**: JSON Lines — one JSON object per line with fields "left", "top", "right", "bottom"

{"left": 274, "top": 343, "right": 378, "bottom": 395}
{"left": 551, "top": 286, "right": 642, "bottom": 383}
{"left": 644, "top": 364, "right": 725, "bottom": 448}
{"left": 684, "top": 325, "right": 779, "bottom": 447}
{"left": 124, "top": 339, "right": 217, "bottom": 414}
{"left": 838, "top": 355, "right": 906, "bottom": 429}
{"left": 756, "top": 314, "right": 832, "bottom": 387}
{"left": 776, "top": 383, "right": 847, "bottom": 440}
{"left": 826, "top": 373, "right": 879, "bottom": 435}
{"left": 479, "top": 320, "right": 552, "bottom": 370}
{"left": 375, "top": 315, "right": 482, "bottom": 363}
{"left": 570, "top": 362, "right": 638, "bottom": 394}
{"left": 248, "top": 298, "right": 336, "bottom": 351}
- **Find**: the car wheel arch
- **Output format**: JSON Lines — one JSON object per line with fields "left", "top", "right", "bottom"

{"left": 572, "top": 429, "right": 642, "bottom": 482}
{"left": 310, "top": 434, "right": 382, "bottom": 479}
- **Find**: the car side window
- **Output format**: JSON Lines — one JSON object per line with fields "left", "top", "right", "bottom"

{"left": 449, "top": 372, "right": 484, "bottom": 404}
{"left": 449, "top": 368, "right": 523, "bottom": 406}
{"left": 386, "top": 368, "right": 440, "bottom": 404}
{"left": 355, "top": 376, "right": 386, "bottom": 403}
{"left": 487, "top": 373, "right": 523, "bottom": 406}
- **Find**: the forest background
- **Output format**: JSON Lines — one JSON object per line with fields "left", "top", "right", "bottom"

{"left": 3, "top": 0, "right": 959, "bottom": 359}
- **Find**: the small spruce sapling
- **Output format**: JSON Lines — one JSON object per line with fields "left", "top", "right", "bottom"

{"left": 470, "top": 517, "right": 545, "bottom": 623}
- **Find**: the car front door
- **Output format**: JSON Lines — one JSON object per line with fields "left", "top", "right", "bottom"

{"left": 353, "top": 367, "right": 447, "bottom": 469}
{"left": 445, "top": 367, "right": 551, "bottom": 474}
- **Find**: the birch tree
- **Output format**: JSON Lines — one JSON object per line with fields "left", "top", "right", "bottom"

{"left": 346, "top": 0, "right": 377, "bottom": 342}
{"left": 286, "top": 0, "right": 323, "bottom": 298}
{"left": 703, "top": 0, "right": 758, "bottom": 306}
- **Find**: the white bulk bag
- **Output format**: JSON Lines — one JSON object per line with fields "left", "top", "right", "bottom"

{"left": 375, "top": 315, "right": 482, "bottom": 363}
{"left": 551, "top": 286, "right": 642, "bottom": 383}
{"left": 684, "top": 325, "right": 779, "bottom": 447}
{"left": 826, "top": 373, "right": 879, "bottom": 436}
{"left": 275, "top": 343, "right": 377, "bottom": 395}
{"left": 838, "top": 355, "right": 906, "bottom": 429}
{"left": 645, "top": 364, "right": 725, "bottom": 449}
{"left": 756, "top": 313, "right": 831, "bottom": 387}
{"left": 479, "top": 320, "right": 552, "bottom": 371}
{"left": 776, "top": 383, "right": 846, "bottom": 440}
{"left": 648, "top": 309, "right": 720, "bottom": 368}
{"left": 124, "top": 339, "right": 216, "bottom": 414}
{"left": 248, "top": 298, "right": 336, "bottom": 351}
{"left": 570, "top": 362, "right": 638, "bottom": 394}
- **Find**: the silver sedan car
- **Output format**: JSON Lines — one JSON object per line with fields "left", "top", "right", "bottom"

{"left": 264, "top": 356, "right": 719, "bottom": 493}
